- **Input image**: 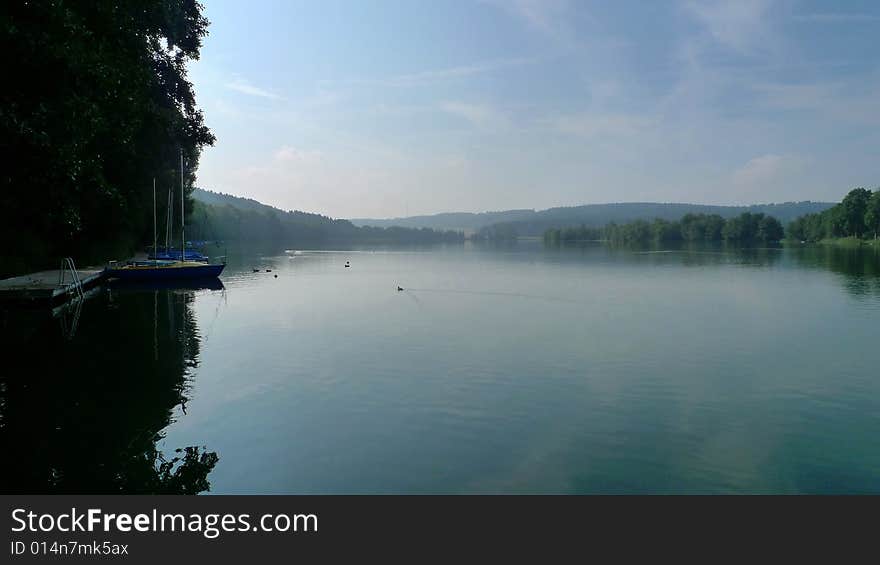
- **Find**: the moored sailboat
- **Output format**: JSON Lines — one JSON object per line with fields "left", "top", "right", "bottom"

{"left": 105, "top": 259, "right": 224, "bottom": 280}
{"left": 104, "top": 152, "right": 225, "bottom": 281}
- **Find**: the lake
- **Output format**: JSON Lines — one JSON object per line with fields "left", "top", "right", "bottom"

{"left": 2, "top": 242, "right": 879, "bottom": 493}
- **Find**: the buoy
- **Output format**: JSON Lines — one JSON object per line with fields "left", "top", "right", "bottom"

{"left": 274, "top": 274, "right": 278, "bottom": 278}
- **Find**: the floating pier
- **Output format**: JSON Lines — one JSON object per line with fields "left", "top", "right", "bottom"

{"left": 0, "top": 265, "right": 105, "bottom": 304}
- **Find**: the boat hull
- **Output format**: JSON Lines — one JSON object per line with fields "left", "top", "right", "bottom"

{"left": 104, "top": 263, "right": 225, "bottom": 281}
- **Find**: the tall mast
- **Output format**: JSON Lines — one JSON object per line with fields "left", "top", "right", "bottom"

{"left": 180, "top": 149, "right": 185, "bottom": 261}
{"left": 167, "top": 186, "right": 173, "bottom": 251}
{"left": 152, "top": 177, "right": 157, "bottom": 255}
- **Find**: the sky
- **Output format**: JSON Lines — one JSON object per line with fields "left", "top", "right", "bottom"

{"left": 190, "top": 0, "right": 880, "bottom": 219}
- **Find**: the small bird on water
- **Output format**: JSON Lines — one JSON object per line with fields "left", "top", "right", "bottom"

{"left": 397, "top": 286, "right": 404, "bottom": 291}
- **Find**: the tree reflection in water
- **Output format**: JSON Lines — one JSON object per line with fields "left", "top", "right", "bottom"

{"left": 0, "top": 282, "right": 222, "bottom": 494}
{"left": 789, "top": 244, "right": 880, "bottom": 300}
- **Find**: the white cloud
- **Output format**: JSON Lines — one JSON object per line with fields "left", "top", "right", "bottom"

{"left": 225, "top": 78, "right": 286, "bottom": 100}
{"left": 732, "top": 154, "right": 804, "bottom": 189}
{"left": 274, "top": 145, "right": 323, "bottom": 163}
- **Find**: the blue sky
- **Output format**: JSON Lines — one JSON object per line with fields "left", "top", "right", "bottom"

{"left": 191, "top": 0, "right": 880, "bottom": 218}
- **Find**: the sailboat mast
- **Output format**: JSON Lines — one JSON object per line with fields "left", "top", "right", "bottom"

{"left": 152, "top": 177, "right": 157, "bottom": 255}
{"left": 180, "top": 150, "right": 185, "bottom": 261}
{"left": 167, "top": 186, "right": 173, "bottom": 251}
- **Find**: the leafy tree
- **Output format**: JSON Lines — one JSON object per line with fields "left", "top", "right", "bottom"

{"left": 840, "top": 188, "right": 872, "bottom": 238}
{"left": 681, "top": 213, "right": 725, "bottom": 241}
{"left": 651, "top": 219, "right": 682, "bottom": 243}
{"left": 865, "top": 190, "right": 880, "bottom": 239}
{"left": 757, "top": 215, "right": 784, "bottom": 242}
{"left": 1, "top": 0, "right": 214, "bottom": 275}
{"left": 788, "top": 188, "right": 880, "bottom": 242}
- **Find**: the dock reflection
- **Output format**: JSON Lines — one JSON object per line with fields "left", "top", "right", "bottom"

{"left": 0, "top": 285, "right": 220, "bottom": 493}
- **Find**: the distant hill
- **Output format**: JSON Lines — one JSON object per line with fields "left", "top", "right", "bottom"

{"left": 190, "top": 189, "right": 463, "bottom": 244}
{"left": 351, "top": 209, "right": 536, "bottom": 232}
{"left": 352, "top": 201, "right": 836, "bottom": 237}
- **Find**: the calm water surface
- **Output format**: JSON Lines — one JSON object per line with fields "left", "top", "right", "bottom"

{"left": 2, "top": 242, "right": 879, "bottom": 493}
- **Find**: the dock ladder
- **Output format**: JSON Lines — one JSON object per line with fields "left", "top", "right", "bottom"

{"left": 59, "top": 257, "right": 85, "bottom": 301}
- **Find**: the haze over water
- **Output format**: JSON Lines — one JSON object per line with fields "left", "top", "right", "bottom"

{"left": 3, "top": 243, "right": 879, "bottom": 493}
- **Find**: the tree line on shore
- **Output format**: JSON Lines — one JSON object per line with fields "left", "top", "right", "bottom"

{"left": 787, "top": 188, "right": 880, "bottom": 242}
{"left": 543, "top": 212, "right": 785, "bottom": 245}
{"left": 542, "top": 188, "right": 879, "bottom": 246}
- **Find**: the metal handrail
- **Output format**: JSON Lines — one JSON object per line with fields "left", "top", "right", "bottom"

{"left": 59, "top": 257, "right": 85, "bottom": 301}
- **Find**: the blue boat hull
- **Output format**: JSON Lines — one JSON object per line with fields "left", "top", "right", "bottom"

{"left": 105, "top": 263, "right": 225, "bottom": 281}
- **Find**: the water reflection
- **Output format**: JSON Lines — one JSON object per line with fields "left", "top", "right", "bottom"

{"left": 788, "top": 244, "right": 880, "bottom": 299}
{"left": 2, "top": 242, "right": 878, "bottom": 495}
{"left": 537, "top": 240, "right": 785, "bottom": 270}
{"left": 0, "top": 283, "right": 221, "bottom": 493}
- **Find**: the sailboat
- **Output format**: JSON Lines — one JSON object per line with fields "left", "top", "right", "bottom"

{"left": 147, "top": 182, "right": 208, "bottom": 262}
{"left": 105, "top": 152, "right": 225, "bottom": 281}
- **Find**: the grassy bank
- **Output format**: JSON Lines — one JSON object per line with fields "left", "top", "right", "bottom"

{"left": 818, "top": 237, "right": 880, "bottom": 248}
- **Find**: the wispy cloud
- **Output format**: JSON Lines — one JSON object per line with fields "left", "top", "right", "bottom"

{"left": 387, "top": 58, "right": 536, "bottom": 86}
{"left": 752, "top": 82, "right": 838, "bottom": 110}
{"left": 225, "top": 78, "right": 286, "bottom": 100}
{"left": 794, "top": 13, "right": 879, "bottom": 23}
{"left": 547, "top": 112, "right": 654, "bottom": 138}
{"left": 683, "top": 0, "right": 774, "bottom": 54}
{"left": 440, "top": 102, "right": 510, "bottom": 130}
{"left": 752, "top": 79, "right": 880, "bottom": 124}
{"left": 324, "top": 57, "right": 539, "bottom": 89}
{"left": 482, "top": 0, "right": 577, "bottom": 45}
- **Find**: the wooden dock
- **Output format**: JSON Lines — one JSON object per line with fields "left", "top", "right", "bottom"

{"left": 0, "top": 268, "right": 105, "bottom": 304}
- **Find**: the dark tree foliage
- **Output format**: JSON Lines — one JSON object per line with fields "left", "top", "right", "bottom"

{"left": 721, "top": 212, "right": 783, "bottom": 243}
{"left": 0, "top": 1, "right": 214, "bottom": 275}
{"left": 542, "top": 224, "right": 603, "bottom": 244}
{"left": 474, "top": 222, "right": 519, "bottom": 241}
{"left": 866, "top": 191, "right": 880, "bottom": 240}
{"left": 680, "top": 213, "right": 725, "bottom": 241}
{"left": 787, "top": 188, "right": 880, "bottom": 242}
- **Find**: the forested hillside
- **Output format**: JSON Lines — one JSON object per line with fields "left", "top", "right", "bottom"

{"left": 354, "top": 201, "right": 834, "bottom": 235}
{"left": 189, "top": 189, "right": 464, "bottom": 245}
